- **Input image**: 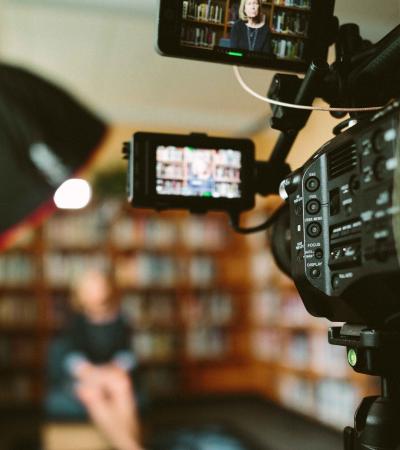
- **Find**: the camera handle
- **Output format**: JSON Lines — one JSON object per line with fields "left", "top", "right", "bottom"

{"left": 253, "top": 59, "right": 330, "bottom": 198}
{"left": 328, "top": 325, "right": 400, "bottom": 450}
{"left": 230, "top": 60, "right": 329, "bottom": 234}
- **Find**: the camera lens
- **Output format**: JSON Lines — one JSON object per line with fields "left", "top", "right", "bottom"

{"left": 305, "top": 177, "right": 320, "bottom": 192}
{"left": 307, "top": 222, "right": 322, "bottom": 238}
{"left": 306, "top": 199, "right": 321, "bottom": 215}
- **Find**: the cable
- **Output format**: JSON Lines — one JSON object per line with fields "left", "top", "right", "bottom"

{"left": 229, "top": 205, "right": 284, "bottom": 234}
{"left": 233, "top": 66, "right": 384, "bottom": 113}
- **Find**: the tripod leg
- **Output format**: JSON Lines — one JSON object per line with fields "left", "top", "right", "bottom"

{"left": 343, "top": 426, "right": 354, "bottom": 450}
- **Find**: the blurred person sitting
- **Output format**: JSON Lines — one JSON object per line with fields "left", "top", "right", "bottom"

{"left": 45, "top": 268, "right": 143, "bottom": 450}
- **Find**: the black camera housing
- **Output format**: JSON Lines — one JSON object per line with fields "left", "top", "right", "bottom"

{"left": 281, "top": 101, "right": 400, "bottom": 327}
{"left": 124, "top": 132, "right": 256, "bottom": 214}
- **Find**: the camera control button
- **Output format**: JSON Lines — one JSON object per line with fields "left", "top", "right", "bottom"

{"left": 332, "top": 275, "right": 341, "bottom": 290}
{"left": 306, "top": 200, "right": 321, "bottom": 215}
{"left": 305, "top": 177, "right": 320, "bottom": 192}
{"left": 307, "top": 222, "right": 322, "bottom": 238}
{"left": 314, "top": 248, "right": 323, "bottom": 259}
{"left": 310, "top": 268, "right": 321, "bottom": 279}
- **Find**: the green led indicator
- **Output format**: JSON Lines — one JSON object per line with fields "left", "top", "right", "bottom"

{"left": 203, "top": 192, "right": 212, "bottom": 197}
{"left": 348, "top": 348, "right": 357, "bottom": 367}
{"left": 228, "top": 51, "right": 243, "bottom": 57}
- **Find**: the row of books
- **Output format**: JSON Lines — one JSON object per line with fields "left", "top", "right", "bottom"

{"left": 186, "top": 327, "right": 230, "bottom": 358}
{"left": 121, "top": 291, "right": 235, "bottom": 327}
{"left": 43, "top": 253, "right": 108, "bottom": 287}
{"left": 0, "top": 296, "right": 38, "bottom": 325}
{"left": 44, "top": 211, "right": 107, "bottom": 247}
{"left": 111, "top": 216, "right": 179, "bottom": 249}
{"left": 121, "top": 293, "right": 177, "bottom": 326}
{"left": 181, "top": 216, "right": 228, "bottom": 249}
{"left": 273, "top": 0, "right": 311, "bottom": 9}
{"left": 115, "top": 254, "right": 216, "bottom": 288}
{"left": 181, "top": 25, "right": 218, "bottom": 48}
{"left": 182, "top": 1, "right": 225, "bottom": 24}
{"left": 131, "top": 331, "right": 178, "bottom": 361}
{"left": 0, "top": 375, "right": 34, "bottom": 404}
{"left": 251, "top": 328, "right": 349, "bottom": 374}
{"left": 111, "top": 215, "right": 227, "bottom": 250}
{"left": 250, "top": 249, "right": 280, "bottom": 285}
{"left": 271, "top": 38, "right": 305, "bottom": 60}
{"left": 0, "top": 337, "right": 38, "bottom": 366}
{"left": 183, "top": 292, "right": 235, "bottom": 326}
{"left": 130, "top": 328, "right": 231, "bottom": 360}
{"left": 0, "top": 255, "right": 35, "bottom": 286}
{"left": 272, "top": 11, "right": 309, "bottom": 36}
{"left": 278, "top": 375, "right": 361, "bottom": 429}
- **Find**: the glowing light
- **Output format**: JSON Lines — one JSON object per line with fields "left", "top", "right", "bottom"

{"left": 54, "top": 179, "right": 92, "bottom": 209}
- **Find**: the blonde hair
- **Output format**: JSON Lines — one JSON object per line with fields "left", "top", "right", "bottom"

{"left": 70, "top": 268, "right": 114, "bottom": 313}
{"left": 239, "top": 0, "right": 263, "bottom": 23}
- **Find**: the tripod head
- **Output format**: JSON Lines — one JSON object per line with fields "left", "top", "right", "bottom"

{"left": 329, "top": 325, "right": 400, "bottom": 450}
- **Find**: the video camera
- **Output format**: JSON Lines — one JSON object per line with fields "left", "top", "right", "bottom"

{"left": 124, "top": 1, "right": 400, "bottom": 448}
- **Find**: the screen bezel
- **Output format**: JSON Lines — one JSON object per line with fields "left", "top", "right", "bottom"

{"left": 157, "top": 0, "right": 335, "bottom": 74}
{"left": 135, "top": 133, "right": 255, "bottom": 212}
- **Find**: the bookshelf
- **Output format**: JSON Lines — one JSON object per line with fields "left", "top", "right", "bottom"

{"left": 181, "top": 0, "right": 232, "bottom": 49}
{"left": 0, "top": 200, "right": 250, "bottom": 405}
{"left": 0, "top": 231, "right": 43, "bottom": 408}
{"left": 269, "top": 0, "right": 311, "bottom": 61}
{"left": 0, "top": 198, "right": 379, "bottom": 430}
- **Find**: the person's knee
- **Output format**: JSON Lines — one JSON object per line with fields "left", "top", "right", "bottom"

{"left": 108, "top": 370, "right": 133, "bottom": 396}
{"left": 75, "top": 384, "right": 103, "bottom": 408}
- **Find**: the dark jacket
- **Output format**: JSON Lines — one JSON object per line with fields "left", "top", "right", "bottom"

{"left": 230, "top": 20, "right": 272, "bottom": 53}
{"left": 63, "top": 313, "right": 132, "bottom": 365}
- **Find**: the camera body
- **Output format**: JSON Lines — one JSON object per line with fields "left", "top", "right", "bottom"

{"left": 281, "top": 101, "right": 400, "bottom": 326}
{"left": 124, "top": 132, "right": 255, "bottom": 214}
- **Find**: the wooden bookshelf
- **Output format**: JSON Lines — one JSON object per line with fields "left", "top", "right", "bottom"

{"left": 0, "top": 198, "right": 380, "bottom": 430}
{"left": 0, "top": 200, "right": 251, "bottom": 407}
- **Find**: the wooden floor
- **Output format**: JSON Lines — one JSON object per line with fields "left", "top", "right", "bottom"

{"left": 42, "top": 423, "right": 110, "bottom": 450}
{"left": 14, "top": 395, "right": 343, "bottom": 450}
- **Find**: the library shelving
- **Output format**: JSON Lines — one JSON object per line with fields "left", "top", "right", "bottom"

{"left": 0, "top": 199, "right": 251, "bottom": 406}
{"left": 0, "top": 198, "right": 379, "bottom": 430}
{"left": 269, "top": 0, "right": 310, "bottom": 61}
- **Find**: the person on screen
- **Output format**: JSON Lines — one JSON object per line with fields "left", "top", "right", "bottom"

{"left": 45, "top": 268, "right": 143, "bottom": 450}
{"left": 230, "top": 0, "right": 272, "bottom": 53}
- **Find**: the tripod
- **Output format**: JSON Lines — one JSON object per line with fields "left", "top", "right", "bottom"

{"left": 328, "top": 325, "right": 400, "bottom": 450}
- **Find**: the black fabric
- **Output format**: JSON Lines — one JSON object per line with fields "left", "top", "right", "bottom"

{"left": 63, "top": 313, "right": 132, "bottom": 364}
{"left": 0, "top": 63, "right": 107, "bottom": 235}
{"left": 230, "top": 21, "right": 272, "bottom": 53}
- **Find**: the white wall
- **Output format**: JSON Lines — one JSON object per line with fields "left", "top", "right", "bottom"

{"left": 0, "top": 0, "right": 399, "bottom": 148}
